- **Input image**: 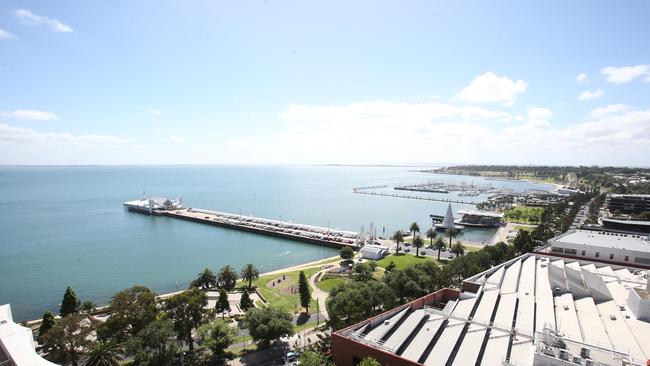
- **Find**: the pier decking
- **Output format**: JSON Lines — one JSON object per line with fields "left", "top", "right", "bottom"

{"left": 352, "top": 190, "right": 480, "bottom": 205}
{"left": 124, "top": 199, "right": 359, "bottom": 248}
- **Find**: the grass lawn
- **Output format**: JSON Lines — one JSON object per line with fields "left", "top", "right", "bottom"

{"left": 242, "top": 267, "right": 321, "bottom": 314}
{"left": 316, "top": 276, "right": 349, "bottom": 292}
{"left": 513, "top": 225, "right": 535, "bottom": 232}
{"left": 504, "top": 206, "right": 544, "bottom": 224}
{"left": 375, "top": 253, "right": 437, "bottom": 270}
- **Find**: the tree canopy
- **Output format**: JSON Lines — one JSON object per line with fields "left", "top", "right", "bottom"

{"left": 240, "top": 263, "right": 260, "bottom": 289}
{"left": 59, "top": 286, "right": 80, "bottom": 317}
{"left": 99, "top": 285, "right": 157, "bottom": 342}
{"left": 125, "top": 319, "right": 181, "bottom": 366}
{"left": 298, "top": 271, "right": 311, "bottom": 313}
{"left": 197, "top": 319, "right": 235, "bottom": 361}
{"left": 164, "top": 287, "right": 208, "bottom": 351}
{"left": 326, "top": 280, "right": 395, "bottom": 329}
{"left": 41, "top": 314, "right": 96, "bottom": 366}
{"left": 217, "top": 265, "right": 239, "bottom": 290}
{"left": 244, "top": 307, "right": 294, "bottom": 347}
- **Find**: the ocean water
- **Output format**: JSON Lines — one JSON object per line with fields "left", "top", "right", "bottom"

{"left": 0, "top": 165, "right": 551, "bottom": 320}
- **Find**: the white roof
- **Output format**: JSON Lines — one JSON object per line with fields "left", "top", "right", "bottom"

{"left": 457, "top": 210, "right": 504, "bottom": 218}
{"left": 550, "top": 229, "right": 650, "bottom": 252}
{"left": 338, "top": 253, "right": 650, "bottom": 365}
{"left": 0, "top": 304, "right": 59, "bottom": 366}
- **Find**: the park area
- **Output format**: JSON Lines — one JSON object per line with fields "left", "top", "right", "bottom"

{"left": 503, "top": 205, "right": 544, "bottom": 224}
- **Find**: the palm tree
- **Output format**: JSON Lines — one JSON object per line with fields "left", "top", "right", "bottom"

{"left": 193, "top": 268, "right": 217, "bottom": 289}
{"left": 450, "top": 240, "right": 465, "bottom": 257}
{"left": 445, "top": 227, "right": 459, "bottom": 247}
{"left": 425, "top": 228, "right": 437, "bottom": 247}
{"left": 412, "top": 235, "right": 424, "bottom": 258}
{"left": 391, "top": 230, "right": 404, "bottom": 254}
{"left": 409, "top": 222, "right": 420, "bottom": 240}
{"left": 83, "top": 340, "right": 121, "bottom": 366}
{"left": 217, "top": 265, "right": 238, "bottom": 290}
{"left": 240, "top": 263, "right": 260, "bottom": 289}
{"left": 433, "top": 237, "right": 446, "bottom": 260}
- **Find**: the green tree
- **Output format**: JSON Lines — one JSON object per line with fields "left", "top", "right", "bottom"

{"left": 385, "top": 261, "right": 396, "bottom": 272}
{"left": 59, "top": 286, "right": 81, "bottom": 317}
{"left": 125, "top": 319, "right": 180, "bottom": 366}
{"left": 38, "top": 310, "right": 56, "bottom": 340}
{"left": 191, "top": 268, "right": 217, "bottom": 289}
{"left": 326, "top": 281, "right": 395, "bottom": 330}
{"left": 445, "top": 227, "right": 459, "bottom": 247}
{"left": 353, "top": 262, "right": 374, "bottom": 281}
{"left": 391, "top": 230, "right": 404, "bottom": 254}
{"left": 164, "top": 288, "right": 208, "bottom": 351}
{"left": 240, "top": 263, "right": 260, "bottom": 289}
{"left": 83, "top": 340, "right": 121, "bottom": 366}
{"left": 81, "top": 301, "right": 96, "bottom": 314}
{"left": 409, "top": 222, "right": 420, "bottom": 240}
{"left": 299, "top": 350, "right": 334, "bottom": 366}
{"left": 513, "top": 229, "right": 535, "bottom": 254}
{"left": 217, "top": 265, "right": 239, "bottom": 290}
{"left": 433, "top": 237, "right": 446, "bottom": 260}
{"left": 216, "top": 288, "right": 231, "bottom": 317}
{"left": 412, "top": 235, "right": 424, "bottom": 257}
{"left": 383, "top": 261, "right": 442, "bottom": 303}
{"left": 450, "top": 241, "right": 465, "bottom": 257}
{"left": 239, "top": 290, "right": 254, "bottom": 311}
{"left": 340, "top": 246, "right": 354, "bottom": 262}
{"left": 197, "top": 319, "right": 235, "bottom": 361}
{"left": 359, "top": 357, "right": 382, "bottom": 366}
{"left": 244, "top": 307, "right": 294, "bottom": 347}
{"left": 41, "top": 314, "right": 96, "bottom": 366}
{"left": 99, "top": 286, "right": 157, "bottom": 342}
{"left": 298, "top": 271, "right": 311, "bottom": 314}
{"left": 425, "top": 228, "right": 437, "bottom": 247}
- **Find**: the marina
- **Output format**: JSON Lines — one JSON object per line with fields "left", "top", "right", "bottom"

{"left": 352, "top": 189, "right": 481, "bottom": 205}
{"left": 124, "top": 197, "right": 360, "bottom": 248}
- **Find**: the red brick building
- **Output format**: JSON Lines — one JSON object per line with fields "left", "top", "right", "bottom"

{"left": 331, "top": 288, "right": 459, "bottom": 366}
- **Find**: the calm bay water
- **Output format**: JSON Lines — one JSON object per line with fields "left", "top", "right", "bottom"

{"left": 0, "top": 165, "right": 551, "bottom": 320}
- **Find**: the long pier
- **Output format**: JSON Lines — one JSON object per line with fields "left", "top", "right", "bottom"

{"left": 352, "top": 190, "right": 480, "bottom": 205}
{"left": 124, "top": 199, "right": 359, "bottom": 249}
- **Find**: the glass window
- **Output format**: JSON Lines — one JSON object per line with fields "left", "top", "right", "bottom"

{"left": 609, "top": 254, "right": 614, "bottom": 260}
{"left": 625, "top": 256, "right": 629, "bottom": 261}
{"left": 581, "top": 250, "right": 586, "bottom": 256}
{"left": 595, "top": 252, "right": 600, "bottom": 258}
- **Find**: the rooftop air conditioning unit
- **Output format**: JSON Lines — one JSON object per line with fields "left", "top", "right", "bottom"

{"left": 580, "top": 347, "right": 590, "bottom": 358}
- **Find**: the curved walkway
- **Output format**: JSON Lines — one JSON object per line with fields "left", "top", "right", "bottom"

{"left": 309, "top": 269, "right": 329, "bottom": 320}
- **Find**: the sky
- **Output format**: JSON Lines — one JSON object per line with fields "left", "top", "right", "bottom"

{"left": 1, "top": 1, "right": 649, "bottom": 166}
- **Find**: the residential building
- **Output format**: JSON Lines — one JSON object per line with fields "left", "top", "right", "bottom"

{"left": 606, "top": 194, "right": 650, "bottom": 214}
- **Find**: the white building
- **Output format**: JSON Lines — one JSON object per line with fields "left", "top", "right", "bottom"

{"left": 335, "top": 253, "right": 650, "bottom": 365}
{"left": 547, "top": 229, "right": 650, "bottom": 267}
{"left": 360, "top": 244, "right": 389, "bottom": 260}
{"left": 0, "top": 304, "right": 58, "bottom": 366}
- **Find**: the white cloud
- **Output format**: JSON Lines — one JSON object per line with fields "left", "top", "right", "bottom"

{"left": 456, "top": 72, "right": 528, "bottom": 106}
{"left": 246, "top": 100, "right": 650, "bottom": 165}
{"left": 578, "top": 89, "right": 604, "bottom": 101}
{"left": 0, "top": 29, "right": 17, "bottom": 39}
{"left": 0, "top": 123, "right": 130, "bottom": 145}
{"left": 601, "top": 64, "right": 650, "bottom": 84}
{"left": 589, "top": 104, "right": 631, "bottom": 118}
{"left": 576, "top": 73, "right": 587, "bottom": 83}
{"left": 14, "top": 9, "right": 73, "bottom": 33}
{"left": 166, "top": 135, "right": 185, "bottom": 144}
{"left": 147, "top": 108, "right": 163, "bottom": 116}
{"left": 0, "top": 110, "right": 59, "bottom": 121}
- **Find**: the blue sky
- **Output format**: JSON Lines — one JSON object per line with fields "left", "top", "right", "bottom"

{"left": 1, "top": 1, "right": 649, "bottom": 165}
